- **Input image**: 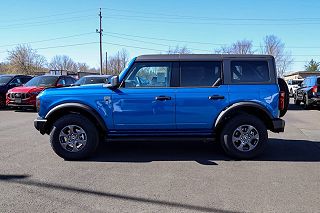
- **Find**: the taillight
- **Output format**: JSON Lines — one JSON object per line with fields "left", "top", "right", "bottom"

{"left": 279, "top": 91, "right": 285, "bottom": 110}
{"left": 312, "top": 85, "right": 318, "bottom": 93}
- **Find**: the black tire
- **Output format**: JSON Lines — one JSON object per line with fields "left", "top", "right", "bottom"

{"left": 278, "top": 78, "right": 289, "bottom": 117}
{"left": 50, "top": 114, "right": 99, "bottom": 160}
{"left": 220, "top": 114, "right": 268, "bottom": 159}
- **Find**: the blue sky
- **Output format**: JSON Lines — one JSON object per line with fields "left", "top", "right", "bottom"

{"left": 0, "top": 0, "right": 320, "bottom": 73}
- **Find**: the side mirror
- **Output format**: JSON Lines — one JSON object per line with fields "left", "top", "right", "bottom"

{"left": 110, "top": 76, "right": 119, "bottom": 87}
{"left": 56, "top": 84, "right": 64, "bottom": 88}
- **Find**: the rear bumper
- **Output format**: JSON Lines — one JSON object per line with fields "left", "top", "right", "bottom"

{"left": 271, "top": 118, "right": 285, "bottom": 133}
{"left": 34, "top": 117, "right": 47, "bottom": 135}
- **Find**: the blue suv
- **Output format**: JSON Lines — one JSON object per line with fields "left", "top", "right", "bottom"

{"left": 34, "top": 54, "right": 286, "bottom": 160}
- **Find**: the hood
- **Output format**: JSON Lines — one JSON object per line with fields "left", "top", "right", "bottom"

{"left": 8, "top": 86, "right": 45, "bottom": 94}
{"left": 41, "top": 83, "right": 109, "bottom": 97}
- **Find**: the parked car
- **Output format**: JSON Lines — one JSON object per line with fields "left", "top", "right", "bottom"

{"left": 294, "top": 76, "right": 320, "bottom": 109}
{"left": 7, "top": 75, "right": 76, "bottom": 109}
{"left": 0, "top": 74, "right": 32, "bottom": 108}
{"left": 287, "top": 79, "right": 303, "bottom": 97}
{"left": 34, "top": 54, "right": 287, "bottom": 160}
{"left": 74, "top": 75, "right": 111, "bottom": 86}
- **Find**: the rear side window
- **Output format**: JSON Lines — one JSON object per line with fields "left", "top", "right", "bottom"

{"left": 231, "top": 61, "right": 270, "bottom": 83}
{"left": 180, "top": 61, "right": 221, "bottom": 87}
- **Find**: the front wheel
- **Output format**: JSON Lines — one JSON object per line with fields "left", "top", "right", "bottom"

{"left": 220, "top": 114, "right": 268, "bottom": 159}
{"left": 50, "top": 114, "right": 99, "bottom": 160}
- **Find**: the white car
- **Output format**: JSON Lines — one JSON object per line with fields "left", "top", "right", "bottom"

{"left": 287, "top": 79, "right": 304, "bottom": 97}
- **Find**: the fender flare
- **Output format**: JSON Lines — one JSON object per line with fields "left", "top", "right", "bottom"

{"left": 45, "top": 103, "right": 107, "bottom": 133}
{"left": 214, "top": 102, "right": 274, "bottom": 128}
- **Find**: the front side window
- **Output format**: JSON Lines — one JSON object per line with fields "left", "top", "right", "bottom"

{"left": 180, "top": 62, "right": 222, "bottom": 87}
{"left": 231, "top": 61, "right": 270, "bottom": 83}
{"left": 124, "top": 62, "right": 171, "bottom": 88}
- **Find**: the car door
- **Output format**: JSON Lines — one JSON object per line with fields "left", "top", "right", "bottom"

{"left": 112, "top": 61, "right": 175, "bottom": 130}
{"left": 175, "top": 61, "right": 229, "bottom": 130}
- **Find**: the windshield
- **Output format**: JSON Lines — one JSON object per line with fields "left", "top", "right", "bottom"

{"left": 76, "top": 76, "right": 109, "bottom": 85}
{"left": 25, "top": 76, "right": 59, "bottom": 87}
{"left": 0, "top": 76, "right": 13, "bottom": 86}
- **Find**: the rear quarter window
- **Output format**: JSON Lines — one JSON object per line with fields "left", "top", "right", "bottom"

{"left": 231, "top": 61, "right": 270, "bottom": 84}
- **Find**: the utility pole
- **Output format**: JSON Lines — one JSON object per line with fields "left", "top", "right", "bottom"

{"left": 96, "top": 8, "right": 103, "bottom": 75}
{"left": 105, "top": 51, "right": 108, "bottom": 74}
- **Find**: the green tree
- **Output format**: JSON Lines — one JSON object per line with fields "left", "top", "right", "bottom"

{"left": 305, "top": 59, "right": 320, "bottom": 72}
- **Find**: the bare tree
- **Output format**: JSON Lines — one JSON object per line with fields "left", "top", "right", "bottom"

{"left": 49, "top": 55, "right": 77, "bottom": 72}
{"left": 76, "top": 62, "right": 90, "bottom": 72}
{"left": 216, "top": 40, "right": 254, "bottom": 54}
{"left": 106, "top": 49, "right": 130, "bottom": 75}
{"left": 7, "top": 44, "right": 47, "bottom": 74}
{"left": 167, "top": 45, "right": 192, "bottom": 54}
{"left": 261, "top": 35, "right": 293, "bottom": 76}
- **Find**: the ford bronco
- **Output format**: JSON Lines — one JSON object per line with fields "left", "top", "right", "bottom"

{"left": 34, "top": 54, "right": 287, "bottom": 160}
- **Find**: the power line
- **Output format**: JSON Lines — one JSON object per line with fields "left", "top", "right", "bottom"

{"left": 0, "top": 32, "right": 96, "bottom": 48}
{"left": 1, "top": 8, "right": 97, "bottom": 24}
{"left": 0, "top": 42, "right": 98, "bottom": 54}
{"left": 103, "top": 42, "right": 166, "bottom": 52}
{"left": 104, "top": 34, "right": 213, "bottom": 53}
{"left": 0, "top": 15, "right": 96, "bottom": 30}
{"left": 105, "top": 16, "right": 320, "bottom": 26}
{"left": 103, "top": 31, "right": 320, "bottom": 49}
{"left": 102, "top": 7, "right": 320, "bottom": 22}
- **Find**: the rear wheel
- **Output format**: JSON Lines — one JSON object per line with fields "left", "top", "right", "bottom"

{"left": 220, "top": 114, "right": 268, "bottom": 159}
{"left": 50, "top": 114, "right": 99, "bottom": 160}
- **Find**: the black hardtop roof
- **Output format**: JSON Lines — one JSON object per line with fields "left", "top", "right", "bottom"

{"left": 136, "top": 54, "right": 274, "bottom": 62}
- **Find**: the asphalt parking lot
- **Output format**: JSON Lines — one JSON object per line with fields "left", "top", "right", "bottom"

{"left": 0, "top": 100, "right": 320, "bottom": 213}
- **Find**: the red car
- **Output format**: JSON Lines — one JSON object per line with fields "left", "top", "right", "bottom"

{"left": 6, "top": 75, "right": 76, "bottom": 109}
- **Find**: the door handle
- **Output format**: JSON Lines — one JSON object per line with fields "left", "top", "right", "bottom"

{"left": 209, "top": 95, "right": 225, "bottom": 100}
{"left": 155, "top": 96, "right": 172, "bottom": 101}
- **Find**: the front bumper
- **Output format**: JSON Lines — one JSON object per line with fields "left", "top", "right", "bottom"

{"left": 34, "top": 117, "right": 47, "bottom": 135}
{"left": 271, "top": 118, "right": 285, "bottom": 133}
